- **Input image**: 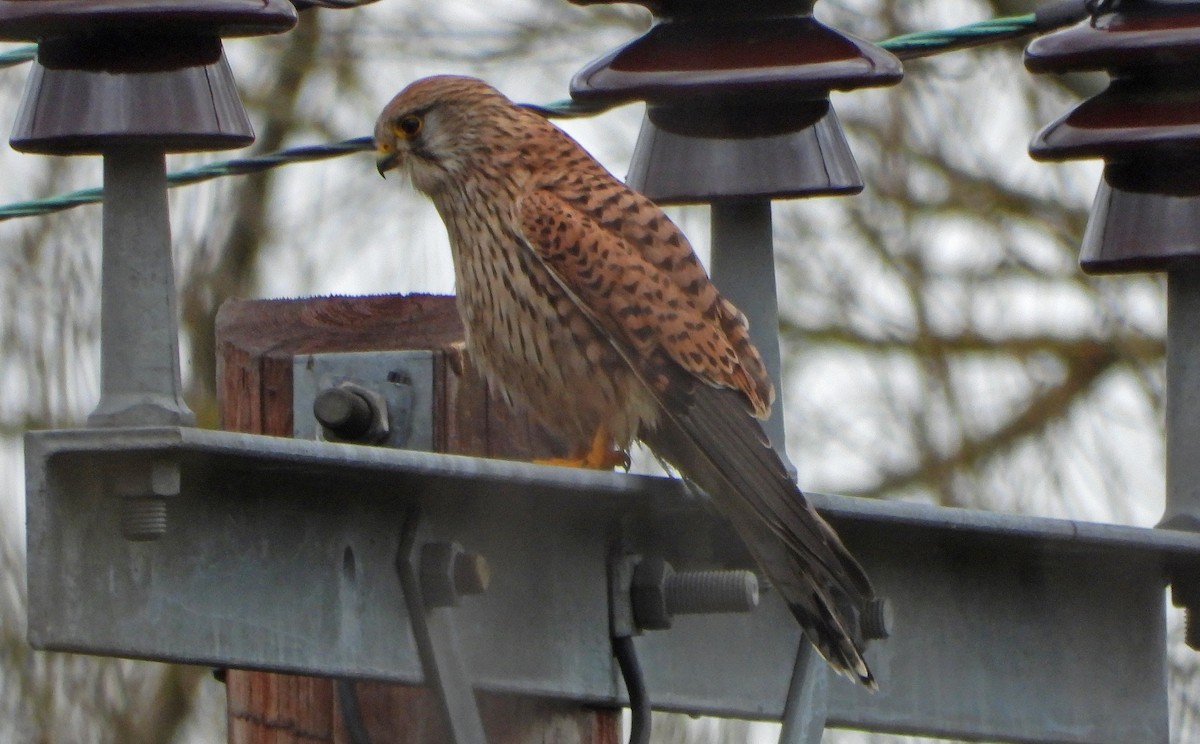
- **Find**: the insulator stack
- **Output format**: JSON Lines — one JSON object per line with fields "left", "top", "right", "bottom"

{"left": 569, "top": 0, "right": 903, "bottom": 203}
{"left": 0, "top": 0, "right": 296, "bottom": 155}
{"left": 1026, "top": 1, "right": 1200, "bottom": 273}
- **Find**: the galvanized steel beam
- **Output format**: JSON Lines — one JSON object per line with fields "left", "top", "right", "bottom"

{"left": 25, "top": 424, "right": 1191, "bottom": 743}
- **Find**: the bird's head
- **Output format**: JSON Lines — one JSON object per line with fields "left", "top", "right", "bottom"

{"left": 375, "top": 75, "right": 513, "bottom": 195}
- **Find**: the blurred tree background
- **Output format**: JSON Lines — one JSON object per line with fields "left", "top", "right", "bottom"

{"left": 0, "top": 0, "right": 1194, "bottom": 741}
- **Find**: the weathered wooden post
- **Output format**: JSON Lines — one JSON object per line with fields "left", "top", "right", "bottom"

{"left": 216, "top": 293, "right": 618, "bottom": 744}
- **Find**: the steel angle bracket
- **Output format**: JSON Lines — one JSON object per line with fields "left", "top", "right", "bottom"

{"left": 24, "top": 423, "right": 1200, "bottom": 743}
{"left": 395, "top": 509, "right": 488, "bottom": 744}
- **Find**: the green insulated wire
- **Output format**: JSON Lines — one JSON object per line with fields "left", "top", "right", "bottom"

{"left": 881, "top": 15, "right": 1038, "bottom": 60}
{"left": 164, "top": 136, "right": 373, "bottom": 186}
{"left": 0, "top": 44, "right": 35, "bottom": 69}
{"left": 0, "top": 186, "right": 103, "bottom": 219}
{"left": 0, "top": 138, "right": 375, "bottom": 222}
{"left": 0, "top": 7, "right": 1085, "bottom": 223}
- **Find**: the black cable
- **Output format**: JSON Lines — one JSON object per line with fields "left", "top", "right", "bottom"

{"left": 611, "top": 635, "right": 651, "bottom": 744}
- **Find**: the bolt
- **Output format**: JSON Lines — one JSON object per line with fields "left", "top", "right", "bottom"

{"left": 1171, "top": 580, "right": 1200, "bottom": 651}
{"left": 1188, "top": 609, "right": 1200, "bottom": 651}
{"left": 313, "top": 383, "right": 389, "bottom": 442}
{"left": 419, "top": 542, "right": 490, "bottom": 608}
{"left": 632, "top": 557, "right": 759, "bottom": 631}
{"left": 453, "top": 551, "right": 491, "bottom": 596}
{"left": 113, "top": 457, "right": 178, "bottom": 541}
{"left": 860, "top": 597, "right": 893, "bottom": 641}
{"left": 665, "top": 570, "right": 759, "bottom": 615}
{"left": 122, "top": 496, "right": 168, "bottom": 541}
{"left": 314, "top": 387, "right": 375, "bottom": 440}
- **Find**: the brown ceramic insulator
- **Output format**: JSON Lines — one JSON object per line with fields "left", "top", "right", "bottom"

{"left": 627, "top": 100, "right": 864, "bottom": 203}
{"left": 1081, "top": 161, "right": 1200, "bottom": 273}
{"left": 0, "top": 0, "right": 297, "bottom": 41}
{"left": 571, "top": 13, "right": 900, "bottom": 107}
{"left": 1026, "top": 2, "right": 1200, "bottom": 273}
{"left": 0, "top": 0, "right": 295, "bottom": 154}
{"left": 1030, "top": 75, "right": 1200, "bottom": 162}
{"left": 11, "top": 45, "right": 255, "bottom": 154}
{"left": 569, "top": 2, "right": 901, "bottom": 202}
{"left": 1025, "top": 3, "right": 1200, "bottom": 74}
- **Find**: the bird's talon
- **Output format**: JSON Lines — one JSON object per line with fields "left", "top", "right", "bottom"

{"left": 586, "top": 447, "right": 629, "bottom": 471}
{"left": 533, "top": 437, "right": 628, "bottom": 471}
{"left": 580, "top": 426, "right": 626, "bottom": 470}
{"left": 444, "top": 339, "right": 468, "bottom": 377}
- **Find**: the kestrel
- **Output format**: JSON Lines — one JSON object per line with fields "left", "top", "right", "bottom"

{"left": 375, "top": 75, "right": 878, "bottom": 688}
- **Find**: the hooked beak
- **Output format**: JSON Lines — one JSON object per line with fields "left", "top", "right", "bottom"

{"left": 376, "top": 150, "right": 400, "bottom": 178}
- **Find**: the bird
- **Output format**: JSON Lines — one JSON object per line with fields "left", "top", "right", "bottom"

{"left": 375, "top": 75, "right": 878, "bottom": 688}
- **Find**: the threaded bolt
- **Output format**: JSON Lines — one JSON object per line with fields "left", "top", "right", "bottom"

{"left": 1170, "top": 582, "right": 1200, "bottom": 650}
{"left": 632, "top": 557, "right": 760, "bottom": 630}
{"left": 664, "top": 570, "right": 759, "bottom": 616}
{"left": 114, "top": 458, "right": 178, "bottom": 541}
{"left": 122, "top": 496, "right": 167, "bottom": 541}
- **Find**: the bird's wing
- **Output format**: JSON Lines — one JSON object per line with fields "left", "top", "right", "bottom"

{"left": 518, "top": 187, "right": 769, "bottom": 416}
{"left": 516, "top": 186, "right": 877, "bottom": 688}
{"left": 544, "top": 175, "right": 775, "bottom": 419}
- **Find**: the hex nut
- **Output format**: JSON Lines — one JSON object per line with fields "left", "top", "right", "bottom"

{"left": 420, "top": 542, "right": 489, "bottom": 608}
{"left": 453, "top": 551, "right": 491, "bottom": 596}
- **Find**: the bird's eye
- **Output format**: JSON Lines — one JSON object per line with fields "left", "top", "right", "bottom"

{"left": 396, "top": 115, "right": 423, "bottom": 138}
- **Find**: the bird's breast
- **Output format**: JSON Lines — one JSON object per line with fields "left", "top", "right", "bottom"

{"left": 438, "top": 190, "right": 655, "bottom": 448}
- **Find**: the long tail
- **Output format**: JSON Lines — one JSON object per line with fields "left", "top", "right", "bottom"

{"left": 640, "top": 379, "right": 877, "bottom": 689}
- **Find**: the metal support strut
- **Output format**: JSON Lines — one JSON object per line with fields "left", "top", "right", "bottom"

{"left": 89, "top": 147, "right": 194, "bottom": 429}
{"left": 90, "top": 148, "right": 192, "bottom": 541}
{"left": 1165, "top": 267, "right": 1200, "bottom": 532}
{"left": 396, "top": 510, "right": 488, "bottom": 744}
{"left": 709, "top": 198, "right": 825, "bottom": 743}
{"left": 709, "top": 198, "right": 790, "bottom": 469}
{"left": 1165, "top": 268, "right": 1200, "bottom": 648}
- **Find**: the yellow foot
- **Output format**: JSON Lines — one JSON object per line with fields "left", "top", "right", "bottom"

{"left": 534, "top": 427, "right": 629, "bottom": 471}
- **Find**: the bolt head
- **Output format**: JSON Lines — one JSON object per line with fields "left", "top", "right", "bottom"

{"left": 313, "top": 383, "right": 389, "bottom": 443}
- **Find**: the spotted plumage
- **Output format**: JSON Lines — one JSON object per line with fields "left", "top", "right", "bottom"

{"left": 375, "top": 75, "right": 878, "bottom": 688}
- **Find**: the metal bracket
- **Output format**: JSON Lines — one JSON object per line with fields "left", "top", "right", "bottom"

{"left": 396, "top": 510, "right": 488, "bottom": 744}
{"left": 24, "top": 425, "right": 1200, "bottom": 743}
{"left": 778, "top": 642, "right": 828, "bottom": 744}
{"left": 298, "top": 350, "right": 489, "bottom": 743}
{"left": 293, "top": 350, "right": 434, "bottom": 450}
